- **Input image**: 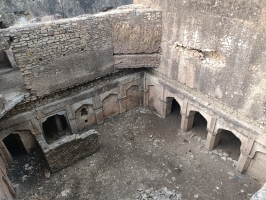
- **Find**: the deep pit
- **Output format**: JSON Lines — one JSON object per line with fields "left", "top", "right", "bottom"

{"left": 0, "top": 1, "right": 266, "bottom": 200}
{"left": 7, "top": 108, "right": 261, "bottom": 200}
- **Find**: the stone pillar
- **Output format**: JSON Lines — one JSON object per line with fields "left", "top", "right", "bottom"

{"left": 55, "top": 115, "right": 64, "bottom": 136}
{"left": 69, "top": 119, "right": 78, "bottom": 134}
{"left": 119, "top": 98, "right": 127, "bottom": 114}
{"left": 95, "top": 108, "right": 104, "bottom": 124}
{"left": 205, "top": 132, "right": 221, "bottom": 150}
{"left": 236, "top": 152, "right": 252, "bottom": 173}
{"left": 0, "top": 147, "right": 12, "bottom": 164}
{"left": 180, "top": 114, "right": 195, "bottom": 132}
{"left": 162, "top": 99, "right": 172, "bottom": 118}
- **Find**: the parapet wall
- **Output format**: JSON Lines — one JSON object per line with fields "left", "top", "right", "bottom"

{"left": 0, "top": 5, "right": 161, "bottom": 98}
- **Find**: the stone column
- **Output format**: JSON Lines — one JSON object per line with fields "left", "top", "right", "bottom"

{"left": 205, "top": 132, "right": 221, "bottom": 150}
{"left": 55, "top": 115, "right": 64, "bottom": 136}
{"left": 180, "top": 114, "right": 195, "bottom": 132}
{"left": 236, "top": 152, "right": 252, "bottom": 173}
{"left": 162, "top": 99, "right": 172, "bottom": 118}
{"left": 119, "top": 98, "right": 127, "bottom": 114}
{"left": 95, "top": 108, "right": 104, "bottom": 124}
{"left": 0, "top": 146, "right": 12, "bottom": 164}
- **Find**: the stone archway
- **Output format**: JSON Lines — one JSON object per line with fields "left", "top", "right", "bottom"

{"left": 3, "top": 134, "right": 27, "bottom": 161}
{"left": 214, "top": 129, "right": 242, "bottom": 161}
{"left": 42, "top": 114, "right": 71, "bottom": 144}
{"left": 190, "top": 111, "right": 208, "bottom": 140}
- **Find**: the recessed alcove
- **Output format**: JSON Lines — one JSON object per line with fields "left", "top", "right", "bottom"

{"left": 42, "top": 114, "right": 71, "bottom": 144}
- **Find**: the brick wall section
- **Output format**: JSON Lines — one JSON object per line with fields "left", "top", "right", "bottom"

{"left": 0, "top": 5, "right": 161, "bottom": 98}
{"left": 42, "top": 130, "right": 100, "bottom": 172}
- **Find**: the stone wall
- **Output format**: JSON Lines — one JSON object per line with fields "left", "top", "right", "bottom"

{"left": 0, "top": 71, "right": 144, "bottom": 172}
{"left": 134, "top": 0, "right": 266, "bottom": 127}
{"left": 0, "top": 156, "right": 15, "bottom": 200}
{"left": 42, "top": 130, "right": 100, "bottom": 172}
{"left": 0, "top": 5, "right": 161, "bottom": 98}
{"left": 143, "top": 71, "right": 266, "bottom": 184}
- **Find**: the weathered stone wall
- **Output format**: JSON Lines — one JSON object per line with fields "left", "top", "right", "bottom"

{"left": 143, "top": 71, "right": 266, "bottom": 184}
{"left": 42, "top": 130, "right": 100, "bottom": 172}
{"left": 134, "top": 0, "right": 266, "bottom": 127}
{"left": 0, "top": 156, "right": 15, "bottom": 200}
{"left": 0, "top": 5, "right": 161, "bottom": 98}
{"left": 0, "top": 0, "right": 132, "bottom": 27}
{"left": 0, "top": 72, "right": 144, "bottom": 172}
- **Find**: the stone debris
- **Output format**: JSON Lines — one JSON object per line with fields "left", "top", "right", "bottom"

{"left": 136, "top": 187, "right": 182, "bottom": 200}
{"left": 191, "top": 133, "right": 239, "bottom": 166}
{"left": 221, "top": 156, "right": 227, "bottom": 161}
{"left": 61, "top": 189, "right": 70, "bottom": 197}
{"left": 44, "top": 169, "right": 51, "bottom": 179}
{"left": 227, "top": 172, "right": 235, "bottom": 177}
{"left": 251, "top": 183, "right": 266, "bottom": 200}
{"left": 21, "top": 175, "right": 27, "bottom": 182}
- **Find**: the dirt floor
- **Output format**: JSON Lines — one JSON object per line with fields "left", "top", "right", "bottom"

{"left": 7, "top": 105, "right": 261, "bottom": 200}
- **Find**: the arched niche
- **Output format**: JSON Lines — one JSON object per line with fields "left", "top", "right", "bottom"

{"left": 214, "top": 129, "right": 242, "bottom": 161}
{"left": 2, "top": 130, "right": 38, "bottom": 164}
{"left": 42, "top": 113, "right": 71, "bottom": 144}
{"left": 102, "top": 94, "right": 120, "bottom": 119}
{"left": 75, "top": 104, "right": 96, "bottom": 131}
{"left": 188, "top": 110, "right": 208, "bottom": 139}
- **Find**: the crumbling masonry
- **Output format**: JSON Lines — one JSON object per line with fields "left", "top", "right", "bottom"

{"left": 0, "top": 1, "right": 266, "bottom": 199}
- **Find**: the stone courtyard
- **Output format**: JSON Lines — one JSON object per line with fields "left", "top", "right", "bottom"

{"left": 0, "top": 0, "right": 266, "bottom": 199}
{"left": 8, "top": 108, "right": 261, "bottom": 200}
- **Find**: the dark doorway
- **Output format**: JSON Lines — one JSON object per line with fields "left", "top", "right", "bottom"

{"left": 171, "top": 99, "right": 181, "bottom": 114}
{"left": 3, "top": 134, "right": 27, "bottom": 158}
{"left": 192, "top": 112, "right": 208, "bottom": 139}
{"left": 0, "top": 51, "right": 12, "bottom": 73}
{"left": 216, "top": 130, "right": 241, "bottom": 161}
{"left": 42, "top": 114, "right": 70, "bottom": 144}
{"left": 166, "top": 98, "right": 182, "bottom": 130}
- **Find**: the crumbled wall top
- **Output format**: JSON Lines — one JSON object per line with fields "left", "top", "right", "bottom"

{"left": 0, "top": 5, "right": 162, "bottom": 98}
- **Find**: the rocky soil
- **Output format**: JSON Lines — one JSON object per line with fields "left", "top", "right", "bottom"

{"left": 7, "top": 106, "right": 261, "bottom": 200}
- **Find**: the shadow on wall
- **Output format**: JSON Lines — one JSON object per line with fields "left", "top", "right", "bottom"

{"left": 42, "top": 114, "right": 71, "bottom": 144}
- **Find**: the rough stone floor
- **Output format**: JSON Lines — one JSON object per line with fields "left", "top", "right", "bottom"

{"left": 8, "top": 107, "right": 261, "bottom": 200}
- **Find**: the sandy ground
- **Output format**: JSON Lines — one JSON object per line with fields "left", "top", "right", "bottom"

{"left": 8, "top": 105, "right": 261, "bottom": 200}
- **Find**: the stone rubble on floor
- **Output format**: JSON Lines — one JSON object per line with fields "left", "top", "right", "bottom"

{"left": 136, "top": 187, "right": 182, "bottom": 200}
{"left": 191, "top": 134, "right": 238, "bottom": 167}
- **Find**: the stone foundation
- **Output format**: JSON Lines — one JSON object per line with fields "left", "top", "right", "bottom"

{"left": 41, "top": 130, "right": 100, "bottom": 173}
